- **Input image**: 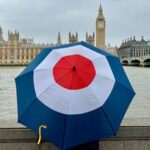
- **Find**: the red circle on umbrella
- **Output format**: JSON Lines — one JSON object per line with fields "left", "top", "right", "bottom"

{"left": 53, "top": 54, "right": 96, "bottom": 90}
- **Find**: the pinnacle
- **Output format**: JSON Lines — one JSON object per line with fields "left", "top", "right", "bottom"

{"left": 58, "top": 32, "right": 61, "bottom": 40}
{"left": 99, "top": 0, "right": 103, "bottom": 13}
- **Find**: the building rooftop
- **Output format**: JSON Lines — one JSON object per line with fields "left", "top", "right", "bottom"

{"left": 118, "top": 36, "right": 149, "bottom": 50}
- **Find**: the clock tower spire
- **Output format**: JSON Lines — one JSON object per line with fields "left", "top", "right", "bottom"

{"left": 96, "top": 2, "right": 106, "bottom": 50}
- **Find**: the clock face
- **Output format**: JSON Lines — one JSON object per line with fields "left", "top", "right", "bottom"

{"left": 99, "top": 21, "right": 104, "bottom": 28}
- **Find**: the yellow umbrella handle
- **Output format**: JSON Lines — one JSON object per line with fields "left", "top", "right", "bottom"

{"left": 38, "top": 125, "right": 47, "bottom": 144}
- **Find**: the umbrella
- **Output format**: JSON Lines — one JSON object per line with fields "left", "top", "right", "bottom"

{"left": 15, "top": 41, "right": 135, "bottom": 150}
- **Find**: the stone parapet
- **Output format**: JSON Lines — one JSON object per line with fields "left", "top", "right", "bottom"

{"left": 0, "top": 127, "right": 150, "bottom": 150}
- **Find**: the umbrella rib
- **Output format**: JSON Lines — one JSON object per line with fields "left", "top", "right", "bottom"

{"left": 70, "top": 72, "right": 74, "bottom": 89}
{"left": 61, "top": 115, "right": 68, "bottom": 150}
{"left": 55, "top": 70, "right": 72, "bottom": 83}
{"left": 77, "top": 60, "right": 94, "bottom": 72}
{"left": 37, "top": 82, "right": 55, "bottom": 98}
{"left": 97, "top": 74, "right": 133, "bottom": 93}
{"left": 115, "top": 80, "right": 135, "bottom": 94}
{"left": 53, "top": 50, "right": 72, "bottom": 67}
{"left": 92, "top": 54, "right": 118, "bottom": 63}
{"left": 101, "top": 108, "right": 116, "bottom": 136}
{"left": 18, "top": 97, "right": 37, "bottom": 122}
{"left": 70, "top": 54, "right": 78, "bottom": 89}
{"left": 34, "top": 68, "right": 53, "bottom": 71}
{"left": 90, "top": 55, "right": 105, "bottom": 62}
{"left": 87, "top": 87, "right": 116, "bottom": 135}
{"left": 16, "top": 70, "right": 33, "bottom": 79}
{"left": 53, "top": 67, "right": 71, "bottom": 70}
{"left": 96, "top": 74, "right": 115, "bottom": 82}
{"left": 17, "top": 68, "right": 52, "bottom": 80}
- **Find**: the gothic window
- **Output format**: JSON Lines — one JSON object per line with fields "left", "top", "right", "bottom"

{"left": 10, "top": 55, "right": 14, "bottom": 60}
{"left": 26, "top": 49, "right": 29, "bottom": 59}
{"left": 138, "top": 49, "right": 139, "bottom": 57}
{"left": 136, "top": 49, "right": 138, "bottom": 57}
{"left": 26, "top": 49, "right": 29, "bottom": 55}
{"left": 0, "top": 49, "right": 2, "bottom": 59}
{"left": 22, "top": 49, "right": 24, "bottom": 55}
{"left": 0, "top": 55, "right": 1, "bottom": 60}
{"left": 35, "top": 49, "right": 37, "bottom": 55}
{"left": 145, "top": 49, "right": 147, "bottom": 55}
{"left": 11, "top": 49, "right": 14, "bottom": 56}
{"left": 5, "top": 49, "right": 7, "bottom": 55}
{"left": 146, "top": 49, "right": 148, "bottom": 55}
{"left": 130, "top": 49, "right": 133, "bottom": 57}
{"left": 139, "top": 49, "right": 141, "bottom": 56}
{"left": 31, "top": 49, "right": 33, "bottom": 55}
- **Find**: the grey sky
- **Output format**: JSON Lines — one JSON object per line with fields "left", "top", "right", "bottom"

{"left": 0, "top": 0, "right": 150, "bottom": 46}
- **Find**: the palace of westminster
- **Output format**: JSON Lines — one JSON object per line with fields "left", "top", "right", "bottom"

{"left": 0, "top": 4, "right": 117, "bottom": 65}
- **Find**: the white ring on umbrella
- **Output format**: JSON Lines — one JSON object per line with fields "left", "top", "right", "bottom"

{"left": 33, "top": 45, "right": 115, "bottom": 115}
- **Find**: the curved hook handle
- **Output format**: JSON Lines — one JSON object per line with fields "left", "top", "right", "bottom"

{"left": 38, "top": 125, "right": 47, "bottom": 144}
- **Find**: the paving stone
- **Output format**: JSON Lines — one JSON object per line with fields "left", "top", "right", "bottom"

{"left": 124, "top": 140, "right": 150, "bottom": 150}
{"left": 0, "top": 143, "right": 7, "bottom": 150}
{"left": 6, "top": 143, "right": 20, "bottom": 150}
{"left": 99, "top": 141, "right": 124, "bottom": 150}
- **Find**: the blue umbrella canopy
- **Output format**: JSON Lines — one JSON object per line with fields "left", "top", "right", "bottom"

{"left": 15, "top": 41, "right": 135, "bottom": 150}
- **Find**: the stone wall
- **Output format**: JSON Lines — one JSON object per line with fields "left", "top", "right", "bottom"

{"left": 0, "top": 127, "right": 150, "bottom": 150}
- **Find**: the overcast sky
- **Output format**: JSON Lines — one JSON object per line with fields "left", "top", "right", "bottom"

{"left": 0, "top": 0, "right": 150, "bottom": 46}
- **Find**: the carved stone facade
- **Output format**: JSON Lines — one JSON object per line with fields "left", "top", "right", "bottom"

{"left": 117, "top": 36, "right": 150, "bottom": 59}
{"left": 0, "top": 29, "right": 57, "bottom": 65}
{"left": 0, "top": 3, "right": 106, "bottom": 65}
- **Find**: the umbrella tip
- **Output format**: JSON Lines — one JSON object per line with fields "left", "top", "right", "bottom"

{"left": 73, "top": 65, "right": 76, "bottom": 71}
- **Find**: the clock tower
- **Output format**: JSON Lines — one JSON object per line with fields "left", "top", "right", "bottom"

{"left": 96, "top": 3, "right": 105, "bottom": 50}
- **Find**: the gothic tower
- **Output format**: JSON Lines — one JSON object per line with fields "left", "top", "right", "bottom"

{"left": 86, "top": 32, "right": 95, "bottom": 46}
{"left": 57, "top": 32, "right": 62, "bottom": 45}
{"left": 0, "top": 25, "right": 3, "bottom": 41}
{"left": 8, "top": 30, "right": 19, "bottom": 45}
{"left": 69, "top": 32, "right": 78, "bottom": 44}
{"left": 96, "top": 3, "right": 106, "bottom": 50}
